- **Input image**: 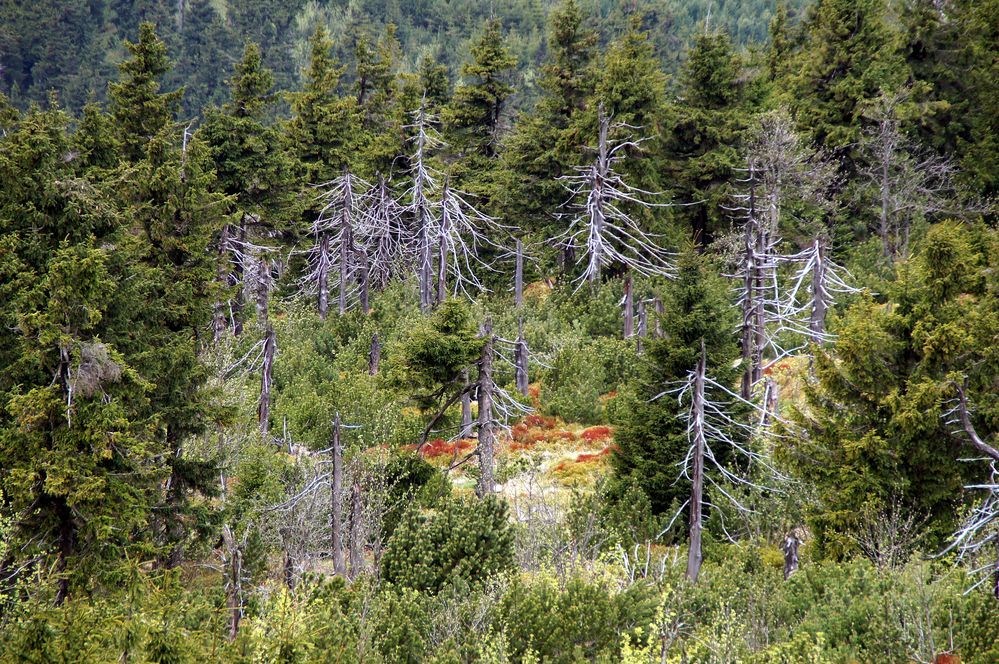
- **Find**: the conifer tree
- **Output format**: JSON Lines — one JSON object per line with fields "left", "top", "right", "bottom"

{"left": 109, "top": 22, "right": 183, "bottom": 163}
{"left": 613, "top": 250, "right": 740, "bottom": 514}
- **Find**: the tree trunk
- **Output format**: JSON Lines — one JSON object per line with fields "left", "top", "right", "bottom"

{"left": 460, "top": 368, "right": 473, "bottom": 438}
{"left": 331, "top": 414, "right": 346, "bottom": 578}
{"left": 213, "top": 224, "right": 231, "bottom": 342}
{"left": 476, "top": 319, "right": 495, "bottom": 497}
{"left": 515, "top": 321, "right": 529, "bottom": 397}
{"left": 809, "top": 237, "right": 827, "bottom": 346}
{"left": 654, "top": 297, "right": 664, "bottom": 339}
{"left": 687, "top": 341, "right": 706, "bottom": 583}
{"left": 782, "top": 531, "right": 801, "bottom": 580}
{"left": 318, "top": 234, "right": 330, "bottom": 320}
{"left": 636, "top": 298, "right": 647, "bottom": 354}
{"left": 232, "top": 215, "right": 248, "bottom": 336}
{"left": 255, "top": 257, "right": 269, "bottom": 325}
{"left": 623, "top": 275, "right": 634, "bottom": 339}
{"left": 221, "top": 525, "right": 242, "bottom": 641}
{"left": 515, "top": 238, "right": 524, "bottom": 307}
{"left": 258, "top": 325, "right": 275, "bottom": 436}
{"left": 368, "top": 332, "right": 380, "bottom": 376}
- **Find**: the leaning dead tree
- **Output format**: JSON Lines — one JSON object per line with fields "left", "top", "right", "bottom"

{"left": 559, "top": 104, "right": 674, "bottom": 289}
{"left": 860, "top": 90, "right": 960, "bottom": 261}
{"left": 941, "top": 379, "right": 999, "bottom": 596}
{"left": 658, "top": 341, "right": 787, "bottom": 582}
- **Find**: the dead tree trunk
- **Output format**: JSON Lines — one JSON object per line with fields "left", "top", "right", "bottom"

{"left": 654, "top": 297, "right": 664, "bottom": 339}
{"left": 740, "top": 205, "right": 757, "bottom": 400}
{"left": 258, "top": 325, "right": 275, "bottom": 436}
{"left": 256, "top": 257, "right": 270, "bottom": 325}
{"left": 515, "top": 238, "right": 524, "bottom": 307}
{"left": 476, "top": 319, "right": 495, "bottom": 497}
{"left": 213, "top": 224, "right": 231, "bottom": 342}
{"left": 636, "top": 299, "right": 648, "bottom": 354}
{"left": 782, "top": 530, "right": 802, "bottom": 580}
{"left": 623, "top": 275, "right": 634, "bottom": 339}
{"left": 233, "top": 215, "right": 248, "bottom": 336}
{"left": 318, "top": 234, "right": 330, "bottom": 320}
{"left": 349, "top": 482, "right": 364, "bottom": 580}
{"left": 461, "top": 368, "right": 473, "bottom": 438}
{"left": 331, "top": 414, "right": 346, "bottom": 578}
{"left": 809, "top": 237, "right": 828, "bottom": 346}
{"left": 515, "top": 321, "right": 529, "bottom": 397}
{"left": 687, "top": 341, "right": 707, "bottom": 583}
{"left": 368, "top": 332, "right": 380, "bottom": 376}
{"left": 221, "top": 525, "right": 243, "bottom": 641}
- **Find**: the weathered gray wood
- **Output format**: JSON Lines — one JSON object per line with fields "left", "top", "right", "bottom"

{"left": 515, "top": 238, "right": 524, "bottom": 307}
{"left": 368, "top": 332, "right": 381, "bottom": 376}
{"left": 687, "top": 341, "right": 706, "bottom": 583}
{"left": 331, "top": 414, "right": 346, "bottom": 578}
{"left": 258, "top": 325, "right": 275, "bottom": 436}
{"left": 515, "top": 320, "right": 529, "bottom": 397}
{"left": 623, "top": 275, "right": 634, "bottom": 339}
{"left": 476, "top": 319, "right": 495, "bottom": 497}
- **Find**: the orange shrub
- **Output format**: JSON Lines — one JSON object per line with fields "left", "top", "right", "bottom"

{"left": 523, "top": 414, "right": 557, "bottom": 429}
{"left": 416, "top": 438, "right": 474, "bottom": 459}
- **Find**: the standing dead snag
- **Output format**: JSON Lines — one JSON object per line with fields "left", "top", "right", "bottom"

{"left": 659, "top": 340, "right": 788, "bottom": 583}
{"left": 359, "top": 173, "right": 407, "bottom": 291}
{"left": 515, "top": 321, "right": 529, "bottom": 397}
{"left": 559, "top": 104, "right": 674, "bottom": 289}
{"left": 514, "top": 238, "right": 524, "bottom": 307}
{"left": 623, "top": 275, "right": 634, "bottom": 339}
{"left": 687, "top": 341, "right": 707, "bottom": 582}
{"left": 782, "top": 529, "right": 803, "bottom": 580}
{"left": 331, "top": 414, "right": 346, "bottom": 578}
{"left": 476, "top": 319, "right": 496, "bottom": 497}
{"left": 405, "top": 102, "right": 442, "bottom": 312}
{"left": 460, "top": 368, "right": 473, "bottom": 437}
{"left": 368, "top": 332, "right": 381, "bottom": 376}
{"left": 942, "top": 380, "right": 999, "bottom": 597}
{"left": 258, "top": 324, "right": 275, "bottom": 436}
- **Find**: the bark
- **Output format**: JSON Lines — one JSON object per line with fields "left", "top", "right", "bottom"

{"left": 368, "top": 332, "right": 381, "bottom": 376}
{"left": 213, "top": 224, "right": 230, "bottom": 342}
{"left": 460, "top": 368, "right": 473, "bottom": 438}
{"left": 515, "top": 322, "right": 529, "bottom": 397}
{"left": 515, "top": 238, "right": 524, "bottom": 307}
{"left": 751, "top": 179, "right": 765, "bottom": 389}
{"left": 654, "top": 297, "right": 664, "bottom": 339}
{"left": 331, "top": 414, "right": 346, "bottom": 577}
{"left": 255, "top": 257, "right": 269, "bottom": 325}
{"left": 636, "top": 298, "right": 647, "bottom": 354}
{"left": 782, "top": 531, "right": 801, "bottom": 580}
{"left": 233, "top": 215, "right": 247, "bottom": 336}
{"left": 623, "top": 275, "right": 634, "bottom": 339}
{"left": 221, "top": 525, "right": 243, "bottom": 641}
{"left": 809, "top": 237, "right": 828, "bottom": 346}
{"left": 258, "top": 325, "right": 275, "bottom": 436}
{"left": 740, "top": 204, "right": 757, "bottom": 400}
{"left": 687, "top": 341, "right": 706, "bottom": 583}
{"left": 318, "top": 234, "right": 330, "bottom": 320}
{"left": 476, "top": 319, "right": 495, "bottom": 497}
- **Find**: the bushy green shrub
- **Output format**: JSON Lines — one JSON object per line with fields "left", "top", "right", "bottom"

{"left": 381, "top": 496, "right": 515, "bottom": 594}
{"left": 541, "top": 336, "right": 636, "bottom": 424}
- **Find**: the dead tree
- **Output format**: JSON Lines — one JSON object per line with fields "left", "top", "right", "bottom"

{"left": 782, "top": 529, "right": 803, "bottom": 580}
{"left": 258, "top": 324, "right": 275, "bottom": 436}
{"left": 331, "top": 414, "right": 346, "bottom": 578}
{"left": 476, "top": 319, "right": 496, "bottom": 497}
{"left": 687, "top": 342, "right": 707, "bottom": 582}
{"left": 559, "top": 104, "right": 674, "bottom": 289}
{"left": 659, "top": 340, "right": 788, "bottom": 583}
{"left": 255, "top": 256, "right": 271, "bottom": 325}
{"left": 405, "top": 102, "right": 442, "bottom": 312}
{"left": 368, "top": 332, "right": 381, "bottom": 376}
{"left": 653, "top": 297, "right": 664, "bottom": 339}
{"left": 623, "top": 275, "right": 634, "bottom": 339}
{"left": 359, "top": 173, "right": 407, "bottom": 291}
{"left": 515, "top": 321, "right": 529, "bottom": 397}
{"left": 305, "top": 171, "right": 373, "bottom": 317}
{"left": 941, "top": 380, "right": 999, "bottom": 597}
{"left": 515, "top": 238, "right": 525, "bottom": 307}
{"left": 860, "top": 90, "right": 959, "bottom": 260}
{"left": 221, "top": 524, "right": 245, "bottom": 641}
{"left": 636, "top": 298, "right": 648, "bottom": 354}
{"left": 782, "top": 237, "right": 860, "bottom": 351}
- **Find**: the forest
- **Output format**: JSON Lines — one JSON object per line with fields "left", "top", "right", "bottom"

{"left": 0, "top": 0, "right": 998, "bottom": 661}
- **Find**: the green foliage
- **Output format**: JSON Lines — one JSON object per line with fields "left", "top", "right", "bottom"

{"left": 381, "top": 496, "right": 515, "bottom": 594}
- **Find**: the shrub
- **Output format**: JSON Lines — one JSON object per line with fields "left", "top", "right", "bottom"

{"left": 381, "top": 496, "right": 515, "bottom": 594}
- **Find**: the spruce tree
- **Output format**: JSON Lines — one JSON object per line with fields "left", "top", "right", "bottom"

{"left": 109, "top": 22, "right": 183, "bottom": 163}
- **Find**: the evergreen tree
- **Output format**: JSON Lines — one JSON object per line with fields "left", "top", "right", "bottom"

{"left": 786, "top": 222, "right": 998, "bottom": 557}
{"left": 109, "top": 22, "right": 183, "bottom": 163}
{"left": 444, "top": 18, "right": 517, "bottom": 159}
{"left": 613, "top": 250, "right": 740, "bottom": 514}
{"left": 663, "top": 29, "right": 751, "bottom": 246}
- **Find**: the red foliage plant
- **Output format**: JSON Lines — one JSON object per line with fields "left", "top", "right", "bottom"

{"left": 413, "top": 438, "right": 473, "bottom": 459}
{"left": 580, "top": 425, "right": 612, "bottom": 442}
{"left": 575, "top": 445, "right": 616, "bottom": 463}
{"left": 523, "top": 414, "right": 557, "bottom": 429}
